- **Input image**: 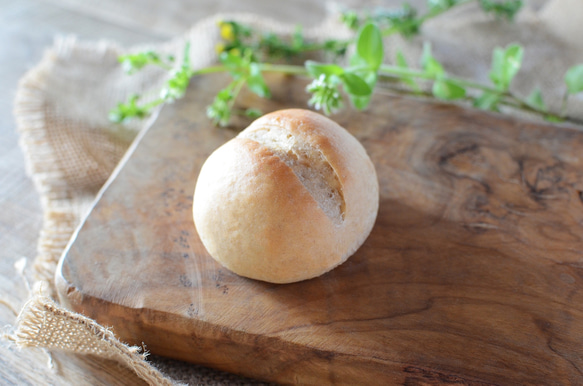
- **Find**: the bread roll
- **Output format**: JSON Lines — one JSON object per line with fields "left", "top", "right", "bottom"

{"left": 193, "top": 109, "right": 379, "bottom": 283}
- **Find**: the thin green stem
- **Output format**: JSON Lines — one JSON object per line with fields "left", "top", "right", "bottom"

{"left": 376, "top": 81, "right": 567, "bottom": 123}
{"left": 560, "top": 91, "right": 569, "bottom": 117}
{"left": 381, "top": 26, "right": 399, "bottom": 37}
{"left": 297, "top": 41, "right": 351, "bottom": 54}
{"left": 379, "top": 65, "right": 549, "bottom": 118}
{"left": 418, "top": 0, "right": 475, "bottom": 24}
{"left": 227, "top": 78, "right": 247, "bottom": 111}
{"left": 260, "top": 63, "right": 308, "bottom": 75}
{"left": 377, "top": 67, "right": 567, "bottom": 123}
{"left": 190, "top": 63, "right": 307, "bottom": 77}
{"left": 379, "top": 64, "right": 495, "bottom": 93}
{"left": 192, "top": 65, "right": 229, "bottom": 76}
{"left": 377, "top": 0, "right": 475, "bottom": 38}
{"left": 142, "top": 98, "right": 165, "bottom": 110}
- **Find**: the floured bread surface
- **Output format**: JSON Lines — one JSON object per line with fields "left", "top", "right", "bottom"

{"left": 193, "top": 109, "right": 379, "bottom": 284}
{"left": 239, "top": 125, "right": 345, "bottom": 224}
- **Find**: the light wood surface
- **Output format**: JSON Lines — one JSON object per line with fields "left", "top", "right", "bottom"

{"left": 0, "top": 0, "right": 387, "bottom": 384}
{"left": 58, "top": 72, "right": 583, "bottom": 384}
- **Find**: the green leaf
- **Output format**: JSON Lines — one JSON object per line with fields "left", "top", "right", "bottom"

{"left": 349, "top": 94, "right": 372, "bottom": 110}
{"left": 489, "top": 44, "right": 524, "bottom": 91}
{"left": 182, "top": 42, "right": 191, "bottom": 69}
{"left": 216, "top": 89, "right": 231, "bottom": 100}
{"left": 432, "top": 79, "right": 466, "bottom": 100}
{"left": 247, "top": 63, "right": 271, "bottom": 98}
{"left": 564, "top": 64, "right": 583, "bottom": 94}
{"left": 473, "top": 91, "right": 501, "bottom": 111}
{"left": 305, "top": 61, "right": 345, "bottom": 78}
{"left": 396, "top": 50, "right": 420, "bottom": 91}
{"left": 341, "top": 10, "right": 360, "bottom": 30}
{"left": 356, "top": 22, "right": 384, "bottom": 70}
{"left": 161, "top": 67, "right": 192, "bottom": 101}
{"left": 502, "top": 44, "right": 523, "bottom": 83}
{"left": 322, "top": 39, "right": 349, "bottom": 57}
{"left": 421, "top": 43, "right": 445, "bottom": 78}
{"left": 348, "top": 50, "right": 379, "bottom": 90}
{"left": 219, "top": 51, "right": 244, "bottom": 67}
{"left": 344, "top": 68, "right": 376, "bottom": 110}
{"left": 544, "top": 115, "right": 565, "bottom": 123}
{"left": 161, "top": 45, "right": 193, "bottom": 102}
{"left": 526, "top": 87, "right": 546, "bottom": 111}
{"left": 118, "top": 51, "right": 169, "bottom": 74}
{"left": 428, "top": 0, "right": 458, "bottom": 12}
{"left": 479, "top": 0, "right": 523, "bottom": 21}
{"left": 292, "top": 25, "right": 304, "bottom": 49}
{"left": 396, "top": 50, "right": 409, "bottom": 68}
{"left": 207, "top": 86, "right": 234, "bottom": 126}
{"left": 349, "top": 52, "right": 368, "bottom": 69}
{"left": 219, "top": 51, "right": 246, "bottom": 79}
{"left": 361, "top": 71, "right": 378, "bottom": 88}
{"left": 109, "top": 94, "right": 152, "bottom": 122}
{"left": 489, "top": 47, "right": 505, "bottom": 89}
{"left": 244, "top": 108, "right": 262, "bottom": 118}
{"left": 374, "top": 3, "right": 421, "bottom": 38}
{"left": 340, "top": 73, "right": 372, "bottom": 96}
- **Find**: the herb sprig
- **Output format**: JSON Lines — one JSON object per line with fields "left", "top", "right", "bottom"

{"left": 341, "top": 0, "right": 523, "bottom": 37}
{"left": 110, "top": 0, "right": 583, "bottom": 128}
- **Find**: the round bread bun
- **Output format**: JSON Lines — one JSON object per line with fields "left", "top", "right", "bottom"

{"left": 192, "top": 109, "right": 379, "bottom": 283}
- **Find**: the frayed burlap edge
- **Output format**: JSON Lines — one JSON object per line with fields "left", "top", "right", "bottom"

{"left": 14, "top": 48, "right": 80, "bottom": 286}
{"left": 4, "top": 282, "right": 178, "bottom": 386}
{"left": 12, "top": 44, "right": 176, "bottom": 382}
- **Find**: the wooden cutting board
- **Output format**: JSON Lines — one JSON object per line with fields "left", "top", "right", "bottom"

{"left": 56, "top": 73, "right": 583, "bottom": 385}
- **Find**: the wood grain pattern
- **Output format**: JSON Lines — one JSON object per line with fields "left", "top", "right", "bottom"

{"left": 57, "top": 72, "right": 583, "bottom": 384}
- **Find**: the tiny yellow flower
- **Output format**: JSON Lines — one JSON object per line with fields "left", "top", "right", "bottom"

{"left": 228, "top": 48, "right": 241, "bottom": 57}
{"left": 220, "top": 23, "right": 235, "bottom": 42}
{"left": 215, "top": 43, "right": 225, "bottom": 54}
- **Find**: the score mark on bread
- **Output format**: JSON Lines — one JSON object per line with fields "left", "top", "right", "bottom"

{"left": 193, "top": 109, "right": 379, "bottom": 284}
{"left": 239, "top": 125, "right": 345, "bottom": 224}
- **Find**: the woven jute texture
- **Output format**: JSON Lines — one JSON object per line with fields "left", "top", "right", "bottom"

{"left": 6, "top": 1, "right": 583, "bottom": 384}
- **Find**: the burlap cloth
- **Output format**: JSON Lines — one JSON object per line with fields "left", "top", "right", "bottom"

{"left": 5, "top": 1, "right": 583, "bottom": 384}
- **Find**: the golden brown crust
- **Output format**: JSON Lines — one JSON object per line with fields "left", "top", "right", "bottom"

{"left": 193, "top": 109, "right": 379, "bottom": 283}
